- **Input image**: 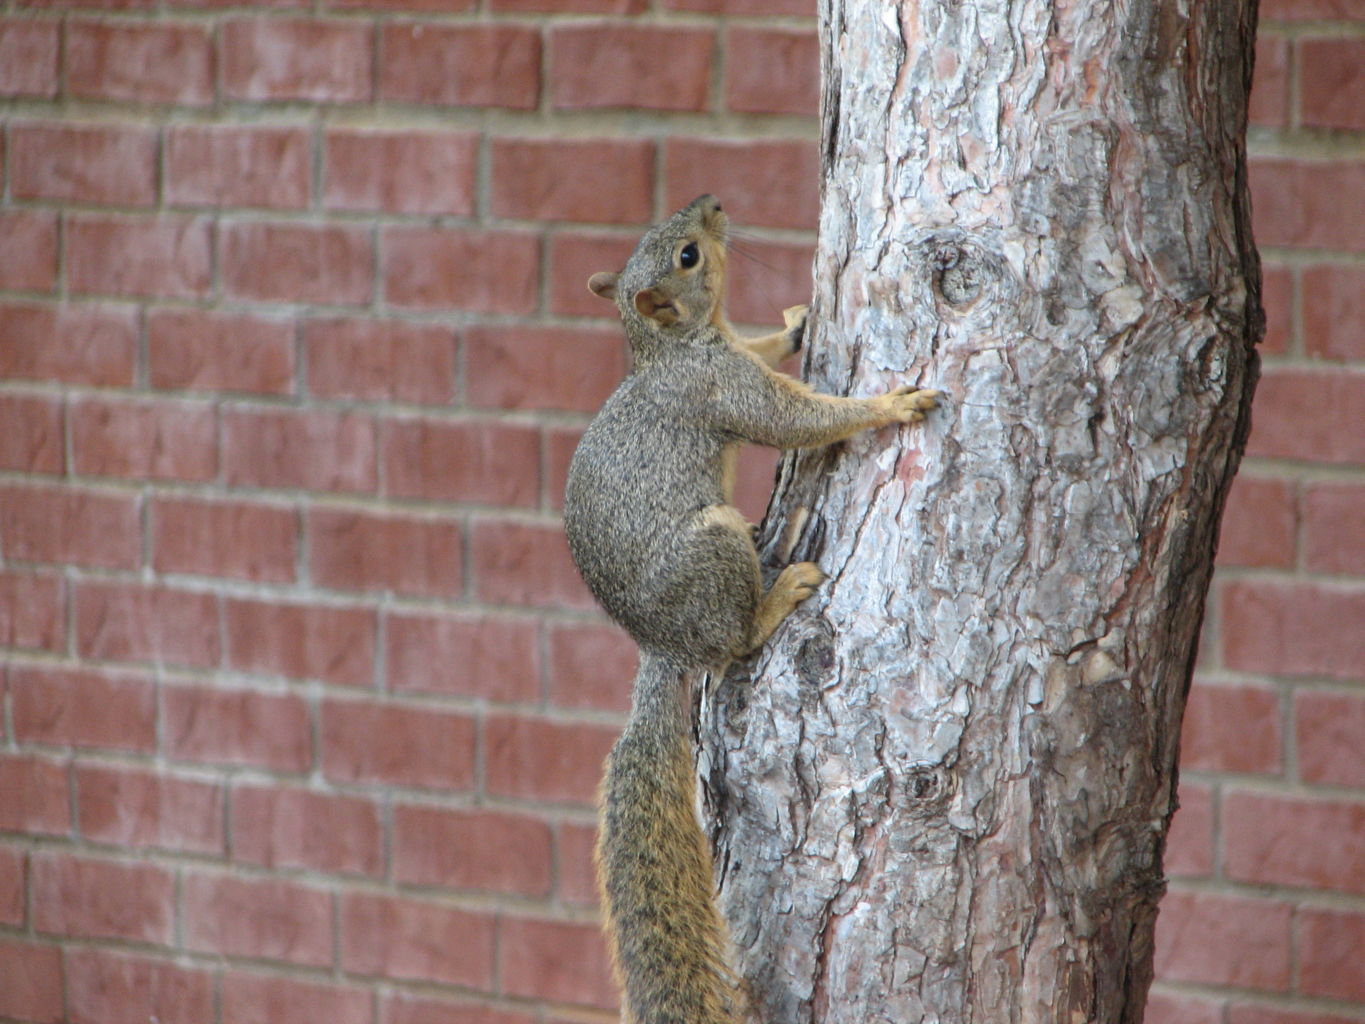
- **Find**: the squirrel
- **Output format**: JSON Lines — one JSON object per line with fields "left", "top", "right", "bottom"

{"left": 563, "top": 194, "right": 939, "bottom": 1024}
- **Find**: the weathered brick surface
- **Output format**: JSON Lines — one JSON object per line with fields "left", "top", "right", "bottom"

{"left": 0, "top": 3, "right": 1361, "bottom": 1021}
{"left": 0, "top": 393, "right": 64, "bottom": 477}
{"left": 167, "top": 125, "right": 312, "bottom": 209}
{"left": 325, "top": 129, "right": 479, "bottom": 215}
{"left": 66, "top": 20, "right": 214, "bottom": 105}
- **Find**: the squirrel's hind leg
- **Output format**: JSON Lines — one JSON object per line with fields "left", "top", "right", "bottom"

{"left": 744, "top": 562, "right": 824, "bottom": 654}
{"left": 690, "top": 505, "right": 824, "bottom": 658}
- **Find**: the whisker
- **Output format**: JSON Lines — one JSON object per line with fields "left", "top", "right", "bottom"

{"left": 727, "top": 240, "right": 779, "bottom": 273}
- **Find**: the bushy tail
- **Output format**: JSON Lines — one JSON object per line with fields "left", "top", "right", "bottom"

{"left": 596, "top": 652, "right": 742, "bottom": 1024}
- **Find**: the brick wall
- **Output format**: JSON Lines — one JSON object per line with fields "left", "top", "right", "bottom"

{"left": 0, "top": 0, "right": 1359, "bottom": 1022}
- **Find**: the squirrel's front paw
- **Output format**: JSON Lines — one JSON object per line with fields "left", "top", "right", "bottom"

{"left": 775, "top": 561, "right": 825, "bottom": 605}
{"left": 883, "top": 387, "right": 941, "bottom": 424}
{"left": 781, "top": 305, "right": 809, "bottom": 356}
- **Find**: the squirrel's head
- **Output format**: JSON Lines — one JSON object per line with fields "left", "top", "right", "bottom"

{"left": 587, "top": 194, "right": 729, "bottom": 345}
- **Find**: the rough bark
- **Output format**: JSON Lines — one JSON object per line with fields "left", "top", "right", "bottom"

{"left": 699, "top": 1, "right": 1262, "bottom": 1022}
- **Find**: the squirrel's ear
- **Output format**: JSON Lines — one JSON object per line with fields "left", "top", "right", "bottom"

{"left": 587, "top": 272, "right": 619, "bottom": 301}
{"left": 634, "top": 287, "right": 679, "bottom": 327}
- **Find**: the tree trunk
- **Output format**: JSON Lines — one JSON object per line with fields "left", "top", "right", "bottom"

{"left": 699, "top": 1, "right": 1262, "bottom": 1022}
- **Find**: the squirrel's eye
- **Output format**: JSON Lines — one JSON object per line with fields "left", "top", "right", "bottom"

{"left": 679, "top": 243, "right": 701, "bottom": 269}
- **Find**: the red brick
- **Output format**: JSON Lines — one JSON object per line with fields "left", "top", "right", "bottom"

{"left": 386, "top": 611, "right": 540, "bottom": 702}
{"left": 381, "top": 994, "right": 535, "bottom": 1024}
{"left": 164, "top": 684, "right": 313, "bottom": 772}
{"left": 168, "top": 0, "right": 306, "bottom": 6}
{"left": 10, "top": 665, "right": 156, "bottom": 753}
{"left": 543, "top": 426, "right": 582, "bottom": 513}
{"left": 0, "top": 210, "right": 58, "bottom": 290}
{"left": 0, "top": 392, "right": 62, "bottom": 473}
{"left": 341, "top": 892, "right": 495, "bottom": 987}
{"left": 1151, "top": 889, "right": 1291, "bottom": 991}
{"left": 66, "top": 948, "right": 214, "bottom": 1024}
{"left": 557, "top": 821, "right": 599, "bottom": 906}
{"left": 223, "top": 407, "right": 378, "bottom": 493}
{"left": 493, "top": 0, "right": 642, "bottom": 11}
{"left": 1179, "top": 681, "right": 1282, "bottom": 775}
{"left": 1144, "top": 992, "right": 1223, "bottom": 1024}
{"left": 0, "top": 18, "right": 58, "bottom": 97}
{"left": 321, "top": 699, "right": 476, "bottom": 790}
{"left": 67, "top": 19, "right": 213, "bottom": 104}
{"left": 1260, "top": 263, "right": 1292, "bottom": 356}
{"left": 32, "top": 852, "right": 174, "bottom": 943}
{"left": 184, "top": 873, "right": 333, "bottom": 967}
{"left": 1247, "top": 369, "right": 1365, "bottom": 465}
{"left": 152, "top": 497, "right": 298, "bottom": 583}
{"left": 1298, "top": 907, "right": 1365, "bottom": 1003}
{"left": 1300, "top": 39, "right": 1365, "bottom": 132}
{"left": 149, "top": 309, "right": 296, "bottom": 395}
{"left": 221, "top": 220, "right": 373, "bottom": 305}
{"left": 470, "top": 520, "right": 595, "bottom": 610}
{"left": 546, "top": 621, "right": 634, "bottom": 712}
{"left": 491, "top": 138, "right": 653, "bottom": 223}
{"left": 75, "top": 582, "right": 221, "bottom": 669}
{"left": 9, "top": 121, "right": 157, "bottom": 205}
{"left": 0, "top": 571, "right": 64, "bottom": 652}
{"left": 380, "top": 23, "right": 539, "bottom": 109}
{"left": 233, "top": 784, "right": 382, "bottom": 876}
{"left": 67, "top": 213, "right": 213, "bottom": 300}
{"left": 224, "top": 597, "right": 376, "bottom": 687}
{"left": 551, "top": 25, "right": 713, "bottom": 111}
{"left": 331, "top": 0, "right": 475, "bottom": 8}
{"left": 76, "top": 764, "right": 223, "bottom": 855}
{"left": 304, "top": 317, "right": 456, "bottom": 405}
{"left": 308, "top": 508, "right": 460, "bottom": 598}
{"left": 464, "top": 325, "right": 624, "bottom": 414}
{"left": 0, "top": 753, "right": 70, "bottom": 834}
{"left": 222, "top": 17, "right": 371, "bottom": 101}
{"left": 1229, "top": 1008, "right": 1361, "bottom": 1024}
{"left": 0, "top": 847, "right": 23, "bottom": 925}
{"left": 393, "top": 805, "right": 552, "bottom": 895}
{"left": 500, "top": 917, "right": 616, "bottom": 1008}
{"left": 547, "top": 231, "right": 640, "bottom": 317}
{"left": 665, "top": 139, "right": 819, "bottom": 230}
{"left": 1217, "top": 475, "right": 1295, "bottom": 569}
{"left": 1303, "top": 264, "right": 1365, "bottom": 361}
{"left": 223, "top": 972, "right": 372, "bottom": 1024}
{"left": 1222, "top": 581, "right": 1365, "bottom": 681}
{"left": 382, "top": 226, "right": 538, "bottom": 313}
{"left": 1296, "top": 688, "right": 1365, "bottom": 788}
{"left": 1250, "top": 159, "right": 1365, "bottom": 253}
{"left": 325, "top": 129, "right": 477, "bottom": 215}
{"left": 380, "top": 417, "right": 539, "bottom": 507}
{"left": 1223, "top": 790, "right": 1365, "bottom": 893}
{"left": 0, "top": 484, "right": 140, "bottom": 569}
{"left": 1261, "top": 0, "right": 1359, "bottom": 17}
{"left": 17, "top": 0, "right": 155, "bottom": 6}
{"left": 166, "top": 124, "right": 311, "bottom": 209}
{"left": 484, "top": 713, "right": 616, "bottom": 805}
{"left": 71, "top": 396, "right": 217, "bottom": 481}
{"left": 1248, "top": 34, "right": 1289, "bottom": 129}
{"left": 1163, "top": 781, "right": 1213, "bottom": 878}
{"left": 665, "top": 0, "right": 811, "bottom": 13}
{"left": 1304, "top": 481, "right": 1365, "bottom": 575}
{"left": 0, "top": 302, "right": 136, "bottom": 386}
{"left": 726, "top": 27, "right": 818, "bottom": 116}
{"left": 0, "top": 939, "right": 63, "bottom": 1024}
{"left": 475, "top": 324, "right": 627, "bottom": 412}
